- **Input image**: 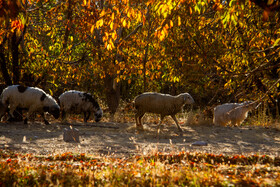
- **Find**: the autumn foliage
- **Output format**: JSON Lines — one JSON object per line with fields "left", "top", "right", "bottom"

{"left": 1, "top": 0, "right": 280, "bottom": 185}
{"left": 0, "top": 0, "right": 280, "bottom": 113}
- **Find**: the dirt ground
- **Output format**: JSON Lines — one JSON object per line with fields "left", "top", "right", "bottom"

{"left": 0, "top": 115, "right": 280, "bottom": 158}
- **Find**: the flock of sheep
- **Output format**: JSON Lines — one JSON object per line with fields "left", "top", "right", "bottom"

{"left": 0, "top": 85, "right": 259, "bottom": 131}
{"left": 0, "top": 85, "right": 103, "bottom": 125}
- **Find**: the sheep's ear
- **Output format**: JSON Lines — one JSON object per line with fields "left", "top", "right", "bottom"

{"left": 43, "top": 106, "right": 49, "bottom": 112}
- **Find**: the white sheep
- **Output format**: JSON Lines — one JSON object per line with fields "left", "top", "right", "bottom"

{"left": 1, "top": 85, "right": 60, "bottom": 125}
{"left": 134, "top": 92, "right": 195, "bottom": 132}
{"left": 213, "top": 101, "right": 258, "bottom": 126}
{"left": 58, "top": 90, "right": 103, "bottom": 123}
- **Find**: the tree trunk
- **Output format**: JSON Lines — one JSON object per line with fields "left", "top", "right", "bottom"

{"left": 0, "top": 37, "right": 12, "bottom": 85}
{"left": 11, "top": 31, "right": 20, "bottom": 84}
{"left": 63, "top": 0, "right": 73, "bottom": 49}
{"left": 104, "top": 74, "right": 120, "bottom": 117}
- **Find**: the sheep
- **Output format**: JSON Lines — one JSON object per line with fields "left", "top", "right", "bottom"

{"left": 134, "top": 92, "right": 195, "bottom": 132}
{"left": 58, "top": 90, "right": 103, "bottom": 123}
{"left": 213, "top": 101, "right": 258, "bottom": 126}
{"left": 1, "top": 85, "right": 60, "bottom": 125}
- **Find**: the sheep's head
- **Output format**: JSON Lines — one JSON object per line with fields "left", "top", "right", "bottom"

{"left": 94, "top": 108, "right": 103, "bottom": 122}
{"left": 181, "top": 93, "right": 195, "bottom": 105}
{"left": 44, "top": 105, "right": 60, "bottom": 119}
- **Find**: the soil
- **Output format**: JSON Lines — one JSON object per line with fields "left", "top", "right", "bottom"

{"left": 0, "top": 117, "right": 279, "bottom": 158}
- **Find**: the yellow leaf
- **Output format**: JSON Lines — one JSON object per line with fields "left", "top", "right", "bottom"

{"left": 178, "top": 16, "right": 181, "bottom": 26}
{"left": 112, "top": 32, "right": 117, "bottom": 40}
{"left": 109, "top": 39, "right": 115, "bottom": 47}
{"left": 122, "top": 19, "right": 127, "bottom": 27}
{"left": 96, "top": 19, "right": 104, "bottom": 28}
{"left": 170, "top": 20, "right": 173, "bottom": 27}
{"left": 106, "top": 43, "right": 112, "bottom": 50}
{"left": 112, "top": 12, "right": 115, "bottom": 20}
{"left": 90, "top": 25, "right": 94, "bottom": 33}
{"left": 159, "top": 30, "right": 165, "bottom": 41}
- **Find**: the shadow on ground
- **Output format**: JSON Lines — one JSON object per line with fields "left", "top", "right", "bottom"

{"left": 0, "top": 120, "right": 279, "bottom": 157}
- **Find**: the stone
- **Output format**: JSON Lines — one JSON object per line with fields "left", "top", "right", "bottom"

{"left": 63, "top": 127, "right": 80, "bottom": 143}
{"left": 191, "top": 141, "right": 208, "bottom": 146}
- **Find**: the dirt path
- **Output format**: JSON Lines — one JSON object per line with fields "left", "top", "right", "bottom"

{"left": 0, "top": 121, "right": 279, "bottom": 157}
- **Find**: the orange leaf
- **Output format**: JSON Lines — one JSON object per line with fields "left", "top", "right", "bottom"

{"left": 262, "top": 10, "right": 270, "bottom": 21}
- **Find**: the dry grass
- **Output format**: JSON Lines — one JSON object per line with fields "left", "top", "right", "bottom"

{"left": 185, "top": 109, "right": 213, "bottom": 126}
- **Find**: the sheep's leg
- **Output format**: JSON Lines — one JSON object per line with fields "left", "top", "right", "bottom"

{"left": 40, "top": 112, "right": 50, "bottom": 125}
{"left": 61, "top": 110, "right": 65, "bottom": 120}
{"left": 83, "top": 111, "right": 90, "bottom": 123}
{"left": 135, "top": 112, "right": 140, "bottom": 126}
{"left": 157, "top": 115, "right": 165, "bottom": 134}
{"left": 135, "top": 111, "right": 145, "bottom": 130}
{"left": 138, "top": 114, "right": 144, "bottom": 127}
{"left": 25, "top": 106, "right": 37, "bottom": 125}
{"left": 214, "top": 119, "right": 223, "bottom": 126}
{"left": 232, "top": 120, "right": 241, "bottom": 127}
{"left": 61, "top": 110, "right": 68, "bottom": 123}
{"left": 171, "top": 114, "right": 183, "bottom": 132}
{"left": 83, "top": 112, "right": 87, "bottom": 123}
{"left": 8, "top": 105, "right": 17, "bottom": 118}
{"left": 24, "top": 112, "right": 30, "bottom": 124}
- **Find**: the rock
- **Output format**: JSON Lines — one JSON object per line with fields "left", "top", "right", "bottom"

{"left": 63, "top": 127, "right": 80, "bottom": 143}
{"left": 191, "top": 141, "right": 208, "bottom": 146}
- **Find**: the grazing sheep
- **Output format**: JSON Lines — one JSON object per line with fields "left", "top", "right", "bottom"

{"left": 58, "top": 90, "right": 103, "bottom": 123}
{"left": 213, "top": 101, "right": 258, "bottom": 126}
{"left": 134, "top": 92, "right": 195, "bottom": 132}
{"left": 1, "top": 85, "right": 60, "bottom": 125}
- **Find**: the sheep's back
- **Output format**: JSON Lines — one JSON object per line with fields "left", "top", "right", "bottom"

{"left": 59, "top": 91, "right": 93, "bottom": 112}
{"left": 2, "top": 85, "right": 43, "bottom": 108}
{"left": 134, "top": 92, "right": 178, "bottom": 115}
{"left": 214, "top": 103, "right": 241, "bottom": 114}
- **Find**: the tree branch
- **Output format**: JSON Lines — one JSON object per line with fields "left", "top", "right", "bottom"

{"left": 123, "top": 23, "right": 143, "bottom": 41}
